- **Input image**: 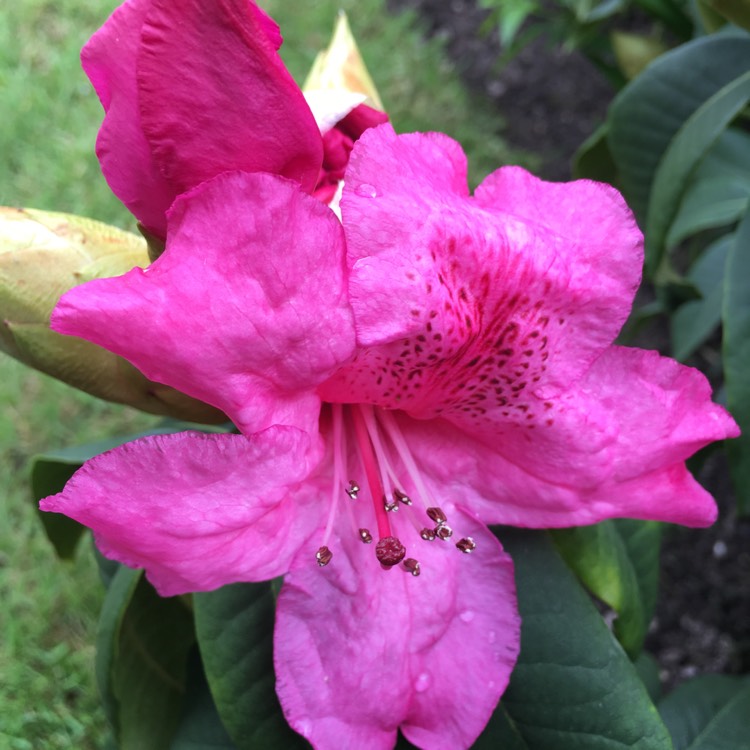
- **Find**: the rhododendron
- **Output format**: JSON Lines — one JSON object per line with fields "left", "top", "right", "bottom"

{"left": 85, "top": 0, "right": 386, "bottom": 237}
{"left": 42, "top": 123, "right": 738, "bottom": 749}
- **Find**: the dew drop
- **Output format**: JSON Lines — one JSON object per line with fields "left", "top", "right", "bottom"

{"left": 488, "top": 680, "right": 496, "bottom": 690}
{"left": 459, "top": 610, "right": 475, "bottom": 623}
{"left": 414, "top": 672, "right": 432, "bottom": 693}
{"left": 355, "top": 183, "right": 378, "bottom": 198}
{"left": 488, "top": 631, "right": 497, "bottom": 644}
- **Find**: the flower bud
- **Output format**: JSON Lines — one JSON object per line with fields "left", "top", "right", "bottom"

{"left": 0, "top": 207, "right": 224, "bottom": 423}
{"left": 303, "top": 12, "right": 384, "bottom": 111}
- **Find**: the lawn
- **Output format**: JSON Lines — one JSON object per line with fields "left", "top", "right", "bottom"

{"left": 0, "top": 1, "right": 522, "bottom": 746}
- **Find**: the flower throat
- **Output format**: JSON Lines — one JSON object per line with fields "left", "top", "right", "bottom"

{"left": 316, "top": 404, "right": 476, "bottom": 576}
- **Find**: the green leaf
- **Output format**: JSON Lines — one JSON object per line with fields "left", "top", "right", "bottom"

{"left": 704, "top": 0, "right": 750, "bottom": 30}
{"left": 632, "top": 0, "right": 693, "bottom": 37}
{"left": 666, "top": 176, "right": 749, "bottom": 250}
{"left": 97, "top": 567, "right": 196, "bottom": 750}
{"left": 494, "top": 529, "right": 672, "bottom": 750}
{"left": 671, "top": 234, "right": 733, "bottom": 360}
{"left": 551, "top": 519, "right": 661, "bottom": 658}
{"left": 635, "top": 652, "right": 663, "bottom": 705}
{"left": 608, "top": 35, "right": 750, "bottom": 227}
{"left": 722, "top": 210, "right": 750, "bottom": 513}
{"left": 193, "top": 582, "right": 308, "bottom": 750}
{"left": 170, "top": 650, "right": 237, "bottom": 750}
{"left": 573, "top": 122, "right": 619, "bottom": 183}
{"left": 658, "top": 674, "right": 750, "bottom": 749}
{"left": 645, "top": 69, "right": 750, "bottom": 274}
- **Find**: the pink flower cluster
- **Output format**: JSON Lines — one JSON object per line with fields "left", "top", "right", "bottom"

{"left": 41, "top": 2, "right": 739, "bottom": 748}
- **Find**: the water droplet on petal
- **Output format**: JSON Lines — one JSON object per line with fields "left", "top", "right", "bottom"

{"left": 414, "top": 672, "right": 432, "bottom": 693}
{"left": 355, "top": 183, "right": 378, "bottom": 198}
{"left": 459, "top": 610, "right": 475, "bottom": 623}
{"left": 488, "top": 631, "right": 497, "bottom": 644}
{"left": 488, "top": 680, "right": 496, "bottom": 690}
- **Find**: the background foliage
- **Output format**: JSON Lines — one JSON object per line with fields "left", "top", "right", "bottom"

{"left": 0, "top": 0, "right": 522, "bottom": 746}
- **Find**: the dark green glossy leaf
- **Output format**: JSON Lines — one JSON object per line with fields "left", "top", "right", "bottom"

{"left": 194, "top": 582, "right": 308, "bottom": 750}
{"left": 608, "top": 35, "right": 750, "bottom": 227}
{"left": 96, "top": 567, "right": 195, "bottom": 750}
{"left": 666, "top": 175, "right": 749, "bottom": 250}
{"left": 645, "top": 69, "right": 750, "bottom": 274}
{"left": 671, "top": 234, "right": 732, "bottom": 360}
{"left": 494, "top": 528, "right": 672, "bottom": 750}
{"left": 573, "top": 123, "right": 619, "bottom": 184}
{"left": 552, "top": 519, "right": 661, "bottom": 657}
{"left": 635, "top": 653, "right": 662, "bottom": 705}
{"left": 170, "top": 649, "right": 237, "bottom": 750}
{"left": 722, "top": 210, "right": 750, "bottom": 513}
{"left": 659, "top": 674, "right": 750, "bottom": 749}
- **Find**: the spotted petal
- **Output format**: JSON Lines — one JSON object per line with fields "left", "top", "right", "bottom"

{"left": 40, "top": 428, "right": 323, "bottom": 596}
{"left": 325, "top": 125, "right": 641, "bottom": 424}
{"left": 52, "top": 171, "right": 356, "bottom": 436}
{"left": 274, "top": 511, "right": 519, "bottom": 750}
{"left": 403, "top": 347, "right": 738, "bottom": 528}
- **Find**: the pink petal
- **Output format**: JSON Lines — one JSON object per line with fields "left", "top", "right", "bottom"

{"left": 52, "top": 171, "right": 356, "bottom": 436}
{"left": 324, "top": 125, "right": 641, "bottom": 426}
{"left": 138, "top": 0, "right": 322, "bottom": 196}
{"left": 403, "top": 347, "right": 738, "bottom": 528}
{"left": 274, "top": 511, "right": 519, "bottom": 750}
{"left": 40, "top": 428, "right": 323, "bottom": 596}
{"left": 81, "top": 0, "right": 175, "bottom": 235}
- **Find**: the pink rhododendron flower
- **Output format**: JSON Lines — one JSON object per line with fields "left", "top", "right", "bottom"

{"left": 43, "top": 126, "right": 738, "bottom": 750}
{"left": 84, "top": 0, "right": 386, "bottom": 236}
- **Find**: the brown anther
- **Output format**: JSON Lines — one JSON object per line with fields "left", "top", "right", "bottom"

{"left": 316, "top": 546, "right": 333, "bottom": 567}
{"left": 456, "top": 536, "right": 477, "bottom": 553}
{"left": 393, "top": 489, "right": 413, "bottom": 506}
{"left": 435, "top": 524, "right": 454, "bottom": 540}
{"left": 375, "top": 536, "right": 406, "bottom": 567}
{"left": 403, "top": 558, "right": 421, "bottom": 577}
{"left": 384, "top": 499, "right": 399, "bottom": 513}
{"left": 426, "top": 506, "right": 447, "bottom": 524}
{"left": 345, "top": 481, "right": 360, "bottom": 499}
{"left": 358, "top": 528, "right": 373, "bottom": 544}
{"left": 420, "top": 528, "right": 436, "bottom": 541}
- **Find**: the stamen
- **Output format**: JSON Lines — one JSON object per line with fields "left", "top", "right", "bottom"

{"left": 427, "top": 507, "right": 447, "bottom": 524}
{"left": 377, "top": 410, "right": 435, "bottom": 509}
{"left": 403, "top": 558, "right": 421, "bottom": 576}
{"left": 359, "top": 528, "right": 373, "bottom": 544}
{"left": 375, "top": 536, "right": 406, "bottom": 567}
{"left": 456, "top": 537, "right": 477, "bottom": 553}
{"left": 352, "top": 406, "right": 392, "bottom": 540}
{"left": 420, "top": 528, "right": 436, "bottom": 541}
{"left": 346, "top": 480, "right": 360, "bottom": 499}
{"left": 436, "top": 524, "right": 454, "bottom": 541}
{"left": 384, "top": 498, "right": 399, "bottom": 513}
{"left": 393, "top": 489, "right": 412, "bottom": 506}
{"left": 316, "top": 546, "right": 333, "bottom": 566}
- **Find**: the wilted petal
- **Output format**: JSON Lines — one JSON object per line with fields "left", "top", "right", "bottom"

{"left": 41, "top": 428, "right": 323, "bottom": 596}
{"left": 404, "top": 348, "right": 738, "bottom": 528}
{"left": 81, "top": 0, "right": 175, "bottom": 235}
{"left": 275, "top": 511, "right": 519, "bottom": 750}
{"left": 52, "top": 171, "right": 356, "bottom": 435}
{"left": 138, "top": 0, "right": 322, "bottom": 196}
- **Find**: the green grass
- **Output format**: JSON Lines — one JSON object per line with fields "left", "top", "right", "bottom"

{"left": 0, "top": 1, "right": 524, "bottom": 747}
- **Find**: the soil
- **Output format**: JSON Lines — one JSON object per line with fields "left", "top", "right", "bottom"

{"left": 388, "top": 0, "right": 750, "bottom": 692}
